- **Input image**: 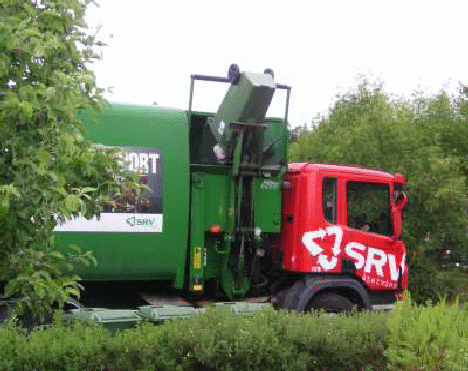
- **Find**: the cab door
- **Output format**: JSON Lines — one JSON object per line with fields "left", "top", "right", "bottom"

{"left": 339, "top": 178, "right": 406, "bottom": 290}
{"left": 292, "top": 169, "right": 406, "bottom": 290}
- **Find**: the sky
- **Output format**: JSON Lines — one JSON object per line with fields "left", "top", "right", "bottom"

{"left": 85, "top": 0, "right": 468, "bottom": 128}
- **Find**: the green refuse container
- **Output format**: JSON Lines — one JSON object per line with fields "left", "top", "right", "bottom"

{"left": 136, "top": 305, "right": 201, "bottom": 323}
{"left": 214, "top": 302, "right": 271, "bottom": 314}
{"left": 67, "top": 308, "right": 141, "bottom": 331}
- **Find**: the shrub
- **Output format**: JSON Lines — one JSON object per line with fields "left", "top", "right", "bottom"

{"left": 387, "top": 294, "right": 468, "bottom": 370}
{"left": 0, "top": 307, "right": 389, "bottom": 371}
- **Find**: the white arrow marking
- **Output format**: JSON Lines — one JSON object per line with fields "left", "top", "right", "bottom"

{"left": 302, "top": 228, "right": 326, "bottom": 256}
{"left": 319, "top": 255, "right": 338, "bottom": 270}
{"left": 326, "top": 226, "right": 344, "bottom": 256}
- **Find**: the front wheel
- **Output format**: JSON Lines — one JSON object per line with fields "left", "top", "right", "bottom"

{"left": 306, "top": 292, "right": 354, "bottom": 313}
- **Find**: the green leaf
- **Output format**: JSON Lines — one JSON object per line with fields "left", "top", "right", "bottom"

{"left": 0, "top": 197, "right": 10, "bottom": 216}
{"left": 80, "top": 187, "right": 97, "bottom": 194}
{"left": 65, "top": 194, "right": 80, "bottom": 212}
{"left": 79, "top": 199, "right": 87, "bottom": 215}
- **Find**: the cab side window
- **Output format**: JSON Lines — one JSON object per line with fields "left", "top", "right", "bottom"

{"left": 322, "top": 178, "right": 337, "bottom": 224}
{"left": 347, "top": 181, "right": 392, "bottom": 236}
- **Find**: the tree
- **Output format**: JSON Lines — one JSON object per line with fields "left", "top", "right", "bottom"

{"left": 288, "top": 83, "right": 404, "bottom": 169}
{"left": 289, "top": 81, "right": 468, "bottom": 303}
{"left": 0, "top": 0, "right": 139, "bottom": 318}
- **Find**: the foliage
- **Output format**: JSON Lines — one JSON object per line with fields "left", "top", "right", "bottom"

{"left": 434, "top": 269, "right": 468, "bottom": 304}
{"left": 408, "top": 254, "right": 452, "bottom": 305}
{"left": 2, "top": 303, "right": 468, "bottom": 370}
{"left": 0, "top": 0, "right": 140, "bottom": 317}
{"left": 387, "top": 294, "right": 468, "bottom": 370}
{"left": 0, "top": 307, "right": 389, "bottom": 371}
{"left": 289, "top": 80, "right": 468, "bottom": 303}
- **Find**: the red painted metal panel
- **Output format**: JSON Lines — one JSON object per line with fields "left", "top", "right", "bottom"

{"left": 279, "top": 163, "right": 408, "bottom": 291}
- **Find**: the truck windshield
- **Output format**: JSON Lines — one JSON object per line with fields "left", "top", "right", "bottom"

{"left": 346, "top": 181, "right": 392, "bottom": 237}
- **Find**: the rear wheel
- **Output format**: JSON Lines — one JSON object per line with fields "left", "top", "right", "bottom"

{"left": 306, "top": 292, "right": 354, "bottom": 313}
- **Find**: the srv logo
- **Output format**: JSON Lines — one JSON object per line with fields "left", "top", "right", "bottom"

{"left": 301, "top": 226, "right": 405, "bottom": 284}
{"left": 126, "top": 217, "right": 155, "bottom": 227}
{"left": 302, "top": 226, "right": 343, "bottom": 270}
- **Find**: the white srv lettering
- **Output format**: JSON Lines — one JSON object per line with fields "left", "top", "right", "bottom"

{"left": 302, "top": 226, "right": 405, "bottom": 281}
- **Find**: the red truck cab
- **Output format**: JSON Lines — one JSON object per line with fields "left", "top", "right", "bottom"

{"left": 276, "top": 163, "right": 408, "bottom": 311}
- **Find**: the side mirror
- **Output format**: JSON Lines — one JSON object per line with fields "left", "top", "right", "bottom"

{"left": 394, "top": 192, "right": 408, "bottom": 210}
{"left": 392, "top": 192, "right": 408, "bottom": 241}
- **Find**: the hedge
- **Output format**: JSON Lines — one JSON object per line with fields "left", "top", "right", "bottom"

{"left": 0, "top": 298, "right": 467, "bottom": 371}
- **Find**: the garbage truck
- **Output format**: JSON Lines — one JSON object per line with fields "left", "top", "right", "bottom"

{"left": 53, "top": 65, "right": 408, "bottom": 313}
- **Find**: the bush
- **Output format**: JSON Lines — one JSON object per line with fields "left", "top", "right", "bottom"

{"left": 0, "top": 307, "right": 388, "bottom": 371}
{"left": 111, "top": 308, "right": 389, "bottom": 370}
{"left": 387, "top": 295, "right": 468, "bottom": 371}
{"left": 3, "top": 303, "right": 468, "bottom": 371}
{"left": 409, "top": 253, "right": 468, "bottom": 305}
{"left": 409, "top": 254, "right": 451, "bottom": 305}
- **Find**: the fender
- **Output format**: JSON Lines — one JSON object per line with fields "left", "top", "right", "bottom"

{"left": 295, "top": 277, "right": 371, "bottom": 311}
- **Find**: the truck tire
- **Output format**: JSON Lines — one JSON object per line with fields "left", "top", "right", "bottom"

{"left": 306, "top": 292, "right": 353, "bottom": 313}
{"left": 273, "top": 288, "right": 288, "bottom": 309}
{"left": 282, "top": 280, "right": 306, "bottom": 310}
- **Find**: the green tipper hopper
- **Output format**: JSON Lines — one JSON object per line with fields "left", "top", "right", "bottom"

{"left": 209, "top": 70, "right": 275, "bottom": 163}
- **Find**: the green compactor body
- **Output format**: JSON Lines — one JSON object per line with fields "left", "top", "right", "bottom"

{"left": 55, "top": 67, "right": 289, "bottom": 301}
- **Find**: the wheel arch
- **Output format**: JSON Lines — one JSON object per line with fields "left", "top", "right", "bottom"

{"left": 296, "top": 277, "right": 371, "bottom": 311}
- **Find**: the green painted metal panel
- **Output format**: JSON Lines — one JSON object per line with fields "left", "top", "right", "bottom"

{"left": 202, "top": 175, "right": 231, "bottom": 231}
{"left": 189, "top": 174, "right": 231, "bottom": 283}
{"left": 253, "top": 177, "right": 282, "bottom": 232}
{"left": 203, "top": 236, "right": 224, "bottom": 281}
{"left": 188, "top": 173, "right": 234, "bottom": 290}
{"left": 188, "top": 172, "right": 207, "bottom": 293}
{"left": 261, "top": 117, "right": 288, "bottom": 169}
{"left": 55, "top": 104, "right": 190, "bottom": 288}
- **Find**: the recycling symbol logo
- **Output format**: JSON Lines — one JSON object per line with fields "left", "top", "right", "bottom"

{"left": 126, "top": 217, "right": 136, "bottom": 227}
{"left": 301, "top": 226, "right": 344, "bottom": 270}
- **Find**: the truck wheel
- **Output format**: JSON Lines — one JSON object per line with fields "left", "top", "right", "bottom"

{"left": 273, "top": 288, "right": 288, "bottom": 309}
{"left": 282, "top": 280, "right": 306, "bottom": 310}
{"left": 306, "top": 292, "right": 353, "bottom": 313}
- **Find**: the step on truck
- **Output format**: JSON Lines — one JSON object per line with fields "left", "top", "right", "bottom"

{"left": 53, "top": 65, "right": 408, "bottom": 313}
